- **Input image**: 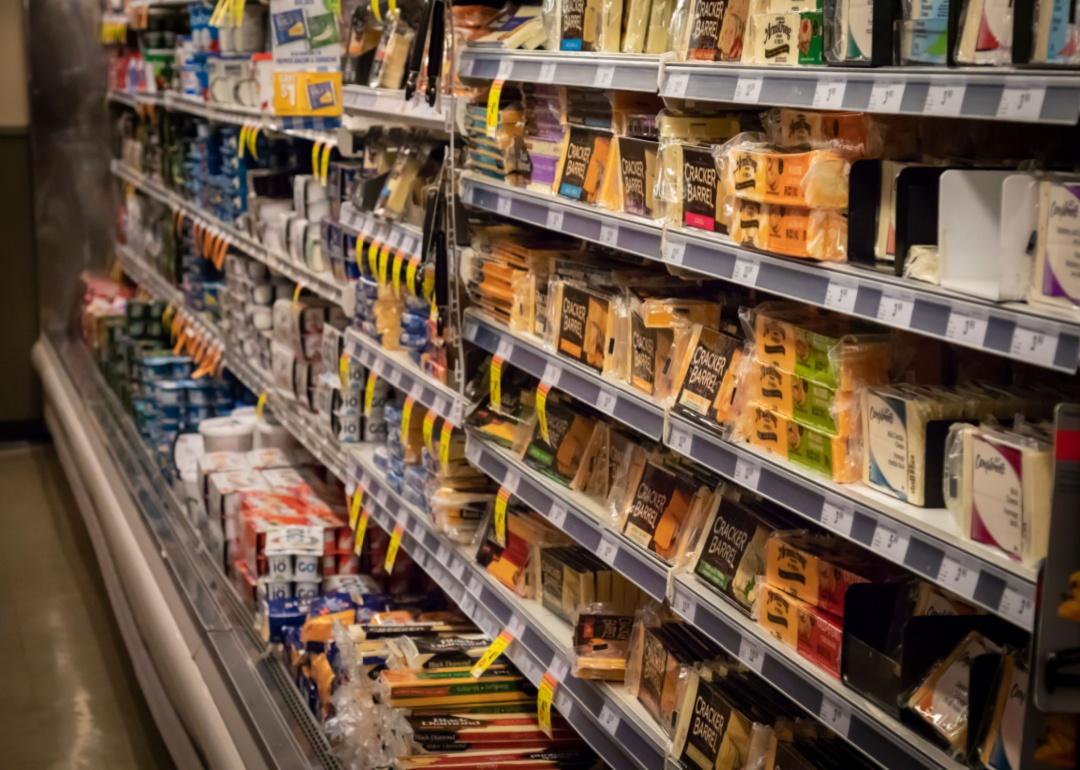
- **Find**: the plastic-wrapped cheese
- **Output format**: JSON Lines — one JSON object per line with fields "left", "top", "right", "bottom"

{"left": 1029, "top": 180, "right": 1080, "bottom": 310}
{"left": 740, "top": 402, "right": 859, "bottom": 482}
{"left": 725, "top": 145, "right": 850, "bottom": 209}
{"left": 731, "top": 197, "right": 848, "bottom": 261}
{"left": 741, "top": 357, "right": 859, "bottom": 435}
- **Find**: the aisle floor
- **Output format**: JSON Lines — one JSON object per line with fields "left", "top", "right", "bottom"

{"left": 0, "top": 443, "right": 175, "bottom": 769}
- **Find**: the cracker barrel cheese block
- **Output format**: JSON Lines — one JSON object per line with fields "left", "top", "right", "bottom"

{"left": 694, "top": 496, "right": 776, "bottom": 612}
{"left": 681, "top": 145, "right": 724, "bottom": 232}
{"left": 551, "top": 283, "right": 612, "bottom": 372}
{"left": 616, "top": 137, "right": 659, "bottom": 217}
{"left": 620, "top": 460, "right": 715, "bottom": 561}
{"left": 553, "top": 127, "right": 612, "bottom": 203}
{"left": 671, "top": 326, "right": 743, "bottom": 427}
{"left": 671, "top": 672, "right": 752, "bottom": 770}
{"left": 688, "top": 0, "right": 730, "bottom": 59}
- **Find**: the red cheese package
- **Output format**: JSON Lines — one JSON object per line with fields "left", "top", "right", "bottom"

{"left": 758, "top": 583, "right": 843, "bottom": 678}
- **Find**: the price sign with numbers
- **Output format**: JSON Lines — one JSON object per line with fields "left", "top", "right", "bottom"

{"left": 733, "top": 75, "right": 764, "bottom": 102}
{"left": 503, "top": 470, "right": 520, "bottom": 495}
{"left": 599, "top": 223, "right": 618, "bottom": 247}
{"left": 996, "top": 85, "right": 1045, "bottom": 120}
{"left": 672, "top": 592, "right": 695, "bottom": 620}
{"left": 541, "top": 362, "right": 562, "bottom": 387}
{"left": 871, "top": 524, "right": 910, "bottom": 562}
{"left": 936, "top": 555, "right": 979, "bottom": 598}
{"left": 450, "top": 559, "right": 466, "bottom": 580}
{"left": 1010, "top": 326, "right": 1059, "bottom": 368}
{"left": 999, "top": 585, "right": 1035, "bottom": 628}
{"left": 507, "top": 614, "right": 527, "bottom": 639}
{"left": 820, "top": 497, "right": 855, "bottom": 537}
{"left": 876, "top": 290, "right": 915, "bottom": 327}
{"left": 732, "top": 256, "right": 760, "bottom": 286}
{"left": 593, "top": 65, "right": 615, "bottom": 88}
{"left": 548, "top": 502, "right": 568, "bottom": 528}
{"left": 496, "top": 196, "right": 512, "bottom": 216}
{"left": 738, "top": 637, "right": 765, "bottom": 674}
{"left": 824, "top": 279, "right": 858, "bottom": 313}
{"left": 669, "top": 427, "right": 692, "bottom": 454}
{"left": 813, "top": 79, "right": 847, "bottom": 109}
{"left": 495, "top": 59, "right": 513, "bottom": 80}
{"left": 596, "top": 390, "right": 617, "bottom": 415}
{"left": 868, "top": 82, "right": 905, "bottom": 112}
{"left": 945, "top": 309, "right": 989, "bottom": 346}
{"left": 409, "top": 381, "right": 424, "bottom": 401}
{"left": 924, "top": 84, "right": 966, "bottom": 116}
{"left": 549, "top": 655, "right": 570, "bottom": 682}
{"left": 733, "top": 457, "right": 761, "bottom": 490}
{"left": 819, "top": 694, "right": 852, "bottom": 736}
{"left": 597, "top": 704, "right": 620, "bottom": 735}
{"left": 546, "top": 209, "right": 564, "bottom": 230}
{"left": 667, "top": 72, "right": 690, "bottom": 97}
{"left": 597, "top": 535, "right": 619, "bottom": 566}
{"left": 664, "top": 239, "right": 686, "bottom": 265}
{"left": 538, "top": 61, "right": 557, "bottom": 83}
{"left": 554, "top": 687, "right": 573, "bottom": 715}
{"left": 495, "top": 338, "right": 514, "bottom": 360}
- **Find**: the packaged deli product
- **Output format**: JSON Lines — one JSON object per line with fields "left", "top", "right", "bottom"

{"left": 722, "top": 139, "right": 851, "bottom": 209}
{"left": 758, "top": 582, "right": 843, "bottom": 677}
{"left": 730, "top": 198, "right": 848, "bottom": 261}
{"left": 736, "top": 401, "right": 861, "bottom": 482}
{"left": 669, "top": 325, "right": 744, "bottom": 430}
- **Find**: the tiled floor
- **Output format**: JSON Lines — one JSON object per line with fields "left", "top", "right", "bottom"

{"left": 0, "top": 444, "right": 174, "bottom": 769}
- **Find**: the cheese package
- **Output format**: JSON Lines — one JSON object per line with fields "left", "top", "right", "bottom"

{"left": 380, "top": 668, "right": 533, "bottom": 708}
{"left": 1031, "top": 0, "right": 1080, "bottom": 64}
{"left": 898, "top": 18, "right": 950, "bottom": 64}
{"left": 609, "top": 137, "right": 660, "bottom": 217}
{"left": 825, "top": 0, "right": 876, "bottom": 61}
{"left": 906, "top": 631, "right": 1002, "bottom": 751}
{"left": 523, "top": 396, "right": 598, "bottom": 486}
{"left": 683, "top": 0, "right": 734, "bottom": 59}
{"left": 632, "top": 622, "right": 722, "bottom": 736}
{"left": 718, "top": 0, "right": 753, "bottom": 58}
{"left": 474, "top": 5, "right": 547, "bottom": 48}
{"left": 558, "top": 0, "right": 624, "bottom": 51}
{"left": 669, "top": 325, "right": 744, "bottom": 429}
{"left": 616, "top": 458, "right": 718, "bottom": 562}
{"left": 739, "top": 402, "right": 860, "bottom": 482}
{"left": 646, "top": 0, "right": 677, "bottom": 50}
{"left": 978, "top": 654, "right": 1028, "bottom": 770}
{"left": 765, "top": 108, "right": 877, "bottom": 154}
{"left": 758, "top": 582, "right": 843, "bottom": 678}
{"left": 740, "top": 356, "right": 859, "bottom": 435}
{"left": 656, "top": 115, "right": 742, "bottom": 227}
{"left": 955, "top": 0, "right": 1013, "bottom": 64}
{"left": 764, "top": 530, "right": 889, "bottom": 615}
{"left": 1029, "top": 180, "right": 1080, "bottom": 310}
{"left": 944, "top": 424, "right": 1052, "bottom": 565}
{"left": 553, "top": 126, "right": 613, "bottom": 204}
{"left": 730, "top": 198, "right": 848, "bottom": 261}
{"left": 622, "top": 0, "right": 654, "bottom": 51}
{"left": 626, "top": 308, "right": 692, "bottom": 400}
{"left": 743, "top": 11, "right": 824, "bottom": 64}
{"left": 671, "top": 671, "right": 754, "bottom": 769}
{"left": 681, "top": 145, "right": 725, "bottom": 232}
{"left": 723, "top": 140, "right": 850, "bottom": 209}
{"left": 572, "top": 606, "right": 636, "bottom": 680}
{"left": 692, "top": 495, "right": 783, "bottom": 613}
{"left": 547, "top": 281, "right": 616, "bottom": 372}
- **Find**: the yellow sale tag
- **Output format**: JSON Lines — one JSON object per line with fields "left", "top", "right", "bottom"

{"left": 339, "top": 353, "right": 350, "bottom": 389}
{"left": 470, "top": 630, "right": 514, "bottom": 678}
{"left": 537, "top": 673, "right": 557, "bottom": 737}
{"left": 353, "top": 509, "right": 370, "bottom": 555}
{"left": 439, "top": 422, "right": 454, "bottom": 471}
{"left": 355, "top": 233, "right": 364, "bottom": 269}
{"left": 349, "top": 487, "right": 364, "bottom": 529}
{"left": 239, "top": 125, "right": 249, "bottom": 159}
{"left": 391, "top": 250, "right": 405, "bottom": 295}
{"left": 364, "top": 371, "right": 378, "bottom": 415}
{"left": 536, "top": 383, "right": 551, "bottom": 444}
{"left": 485, "top": 80, "right": 505, "bottom": 139}
{"left": 320, "top": 142, "right": 333, "bottom": 186}
{"left": 490, "top": 356, "right": 504, "bottom": 412}
{"left": 494, "top": 486, "right": 510, "bottom": 547}
{"left": 256, "top": 392, "right": 268, "bottom": 419}
{"left": 370, "top": 0, "right": 382, "bottom": 23}
{"left": 248, "top": 125, "right": 260, "bottom": 160}
{"left": 401, "top": 397, "right": 416, "bottom": 443}
{"left": 406, "top": 256, "right": 421, "bottom": 296}
{"left": 311, "top": 141, "right": 322, "bottom": 181}
{"left": 378, "top": 244, "right": 391, "bottom": 286}
{"left": 385, "top": 524, "right": 404, "bottom": 573}
{"left": 292, "top": 282, "right": 303, "bottom": 307}
{"left": 422, "top": 410, "right": 437, "bottom": 452}
{"left": 422, "top": 263, "right": 435, "bottom": 300}
{"left": 367, "top": 240, "right": 380, "bottom": 277}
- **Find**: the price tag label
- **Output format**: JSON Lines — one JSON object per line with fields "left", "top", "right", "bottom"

{"left": 667, "top": 72, "right": 690, "bottom": 98}
{"left": 999, "top": 585, "right": 1035, "bottom": 627}
{"left": 813, "top": 79, "right": 847, "bottom": 109}
{"left": 732, "top": 256, "right": 760, "bottom": 286}
{"left": 596, "top": 390, "right": 617, "bottom": 415}
{"left": 409, "top": 381, "right": 424, "bottom": 401}
{"left": 495, "top": 59, "right": 513, "bottom": 81}
{"left": 738, "top": 637, "right": 765, "bottom": 674}
{"left": 945, "top": 309, "right": 989, "bottom": 346}
{"left": 599, "top": 223, "right": 618, "bottom": 247}
{"left": 554, "top": 688, "right": 573, "bottom": 715}
{"left": 466, "top": 438, "right": 482, "bottom": 465}
{"left": 598, "top": 704, "right": 620, "bottom": 735}
{"left": 733, "top": 75, "right": 764, "bottom": 103}
{"left": 876, "top": 290, "right": 915, "bottom": 328}
{"left": 871, "top": 523, "right": 911, "bottom": 563}
{"left": 450, "top": 559, "right": 466, "bottom": 580}
{"left": 549, "top": 656, "right": 571, "bottom": 682}
{"left": 664, "top": 240, "right": 686, "bottom": 265}
{"left": 470, "top": 629, "right": 513, "bottom": 678}
{"left": 936, "top": 555, "right": 979, "bottom": 598}
{"left": 733, "top": 457, "right": 761, "bottom": 490}
{"left": 495, "top": 338, "right": 514, "bottom": 360}
{"left": 461, "top": 595, "right": 476, "bottom": 616}
{"left": 503, "top": 470, "right": 520, "bottom": 495}
{"left": 538, "top": 61, "right": 557, "bottom": 83}
{"left": 548, "top": 502, "right": 568, "bottom": 529}
{"left": 496, "top": 196, "right": 512, "bottom": 216}
{"left": 924, "top": 84, "right": 966, "bottom": 116}
{"left": 593, "top": 65, "right": 615, "bottom": 88}
{"left": 434, "top": 395, "right": 451, "bottom": 418}
{"left": 820, "top": 497, "right": 855, "bottom": 537}
{"left": 868, "top": 81, "right": 905, "bottom": 112}
{"left": 541, "top": 362, "right": 562, "bottom": 387}
{"left": 468, "top": 573, "right": 484, "bottom": 596}
{"left": 388, "top": 368, "right": 403, "bottom": 386}
{"left": 824, "top": 279, "right": 858, "bottom": 313}
{"left": 437, "top": 544, "right": 450, "bottom": 563}
{"left": 1010, "top": 326, "right": 1059, "bottom": 368}
{"left": 672, "top": 592, "right": 695, "bottom": 620}
{"left": 997, "top": 85, "right": 1046, "bottom": 121}
{"left": 507, "top": 614, "right": 527, "bottom": 639}
{"left": 597, "top": 535, "right": 619, "bottom": 566}
{"left": 819, "top": 694, "right": 852, "bottom": 737}
{"left": 668, "top": 427, "right": 692, "bottom": 454}
{"left": 546, "top": 209, "right": 564, "bottom": 230}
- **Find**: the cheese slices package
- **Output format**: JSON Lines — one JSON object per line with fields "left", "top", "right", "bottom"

{"left": 669, "top": 325, "right": 744, "bottom": 431}
{"left": 758, "top": 582, "right": 844, "bottom": 677}
{"left": 954, "top": 0, "right": 1013, "bottom": 63}
{"left": 944, "top": 423, "right": 1052, "bottom": 565}
{"left": 721, "top": 137, "right": 851, "bottom": 209}
{"left": 1029, "top": 180, "right": 1080, "bottom": 310}
{"left": 671, "top": 671, "right": 754, "bottom": 769}
{"left": 743, "top": 10, "right": 824, "bottom": 64}
{"left": 906, "top": 630, "right": 1002, "bottom": 752}
{"left": 1031, "top": 0, "right": 1080, "bottom": 64}
{"left": 730, "top": 198, "right": 849, "bottom": 261}
{"left": 737, "top": 401, "right": 861, "bottom": 481}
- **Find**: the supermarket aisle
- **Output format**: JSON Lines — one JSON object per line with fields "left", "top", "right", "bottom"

{"left": 0, "top": 443, "right": 174, "bottom": 769}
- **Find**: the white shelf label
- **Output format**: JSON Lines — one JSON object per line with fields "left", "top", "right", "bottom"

{"left": 876, "top": 290, "right": 915, "bottom": 328}
{"left": 868, "top": 81, "right": 905, "bottom": 112}
{"left": 820, "top": 497, "right": 855, "bottom": 537}
{"left": 924, "top": 84, "right": 966, "bottom": 116}
{"left": 503, "top": 470, "right": 520, "bottom": 495}
{"left": 461, "top": 595, "right": 476, "bottom": 616}
{"left": 733, "top": 457, "right": 761, "bottom": 490}
{"left": 824, "top": 279, "right": 858, "bottom": 313}
{"left": 468, "top": 573, "right": 483, "bottom": 595}
{"left": 466, "top": 439, "right": 482, "bottom": 465}
{"left": 598, "top": 704, "right": 620, "bottom": 735}
{"left": 871, "top": 523, "right": 910, "bottom": 563}
{"left": 1010, "top": 326, "right": 1058, "bottom": 368}
{"left": 996, "top": 85, "right": 1046, "bottom": 121}
{"left": 819, "top": 694, "right": 852, "bottom": 737}
{"left": 663, "top": 239, "right": 686, "bottom": 266}
{"left": 495, "top": 338, "right": 514, "bottom": 359}
{"left": 554, "top": 688, "right": 573, "bottom": 715}
{"left": 545, "top": 209, "right": 564, "bottom": 231}
{"left": 738, "top": 637, "right": 765, "bottom": 674}
{"left": 519, "top": 655, "right": 543, "bottom": 684}
{"left": 596, "top": 390, "right": 617, "bottom": 415}
{"left": 548, "top": 502, "right": 568, "bottom": 529}
{"left": 593, "top": 65, "right": 615, "bottom": 88}
{"left": 597, "top": 535, "right": 619, "bottom": 566}
{"left": 549, "top": 655, "right": 571, "bottom": 683}
{"left": 999, "top": 585, "right": 1035, "bottom": 627}
{"left": 733, "top": 75, "right": 764, "bottom": 103}
{"left": 409, "top": 382, "right": 424, "bottom": 400}
{"left": 434, "top": 395, "right": 451, "bottom": 418}
{"left": 541, "top": 362, "right": 562, "bottom": 387}
{"left": 437, "top": 544, "right": 450, "bottom": 563}
{"left": 812, "top": 79, "right": 847, "bottom": 109}
{"left": 936, "top": 555, "right": 979, "bottom": 599}
{"left": 668, "top": 427, "right": 692, "bottom": 454}
{"left": 732, "top": 256, "right": 760, "bottom": 286}
{"left": 388, "top": 368, "right": 403, "bottom": 386}
{"left": 667, "top": 73, "right": 690, "bottom": 98}
{"left": 945, "top": 309, "right": 989, "bottom": 347}
{"left": 599, "top": 223, "right": 619, "bottom": 247}
{"left": 538, "top": 61, "right": 557, "bottom": 83}
{"left": 496, "top": 195, "right": 512, "bottom": 216}
{"left": 495, "top": 59, "right": 513, "bottom": 80}
{"left": 507, "top": 614, "right": 527, "bottom": 639}
{"left": 672, "top": 592, "right": 695, "bottom": 620}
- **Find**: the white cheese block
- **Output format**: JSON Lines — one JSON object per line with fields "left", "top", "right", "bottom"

{"left": 1029, "top": 180, "right": 1080, "bottom": 310}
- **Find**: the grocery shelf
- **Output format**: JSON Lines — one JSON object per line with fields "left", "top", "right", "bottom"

{"left": 461, "top": 172, "right": 1080, "bottom": 373}
{"left": 338, "top": 202, "right": 425, "bottom": 263}
{"left": 107, "top": 90, "right": 164, "bottom": 109}
{"left": 117, "top": 242, "right": 183, "bottom": 307}
{"left": 162, "top": 91, "right": 340, "bottom": 146}
{"left": 463, "top": 308, "right": 667, "bottom": 440}
{"left": 37, "top": 335, "right": 341, "bottom": 770}
{"left": 458, "top": 49, "right": 661, "bottom": 92}
{"left": 660, "top": 62, "right": 1080, "bottom": 125}
{"left": 669, "top": 572, "right": 965, "bottom": 770}
{"left": 342, "top": 85, "right": 448, "bottom": 131}
{"left": 344, "top": 328, "right": 468, "bottom": 427}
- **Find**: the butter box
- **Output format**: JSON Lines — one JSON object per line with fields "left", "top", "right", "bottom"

{"left": 742, "top": 402, "right": 859, "bottom": 482}
{"left": 758, "top": 582, "right": 843, "bottom": 677}
{"left": 764, "top": 531, "right": 882, "bottom": 616}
